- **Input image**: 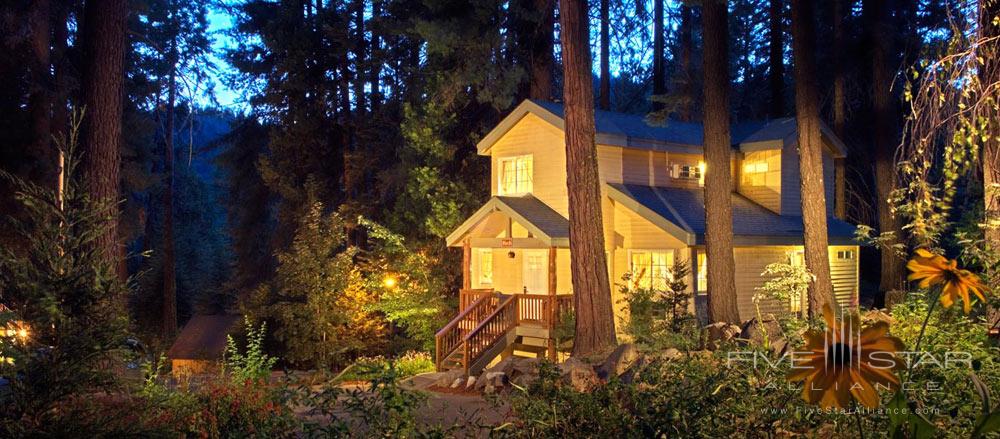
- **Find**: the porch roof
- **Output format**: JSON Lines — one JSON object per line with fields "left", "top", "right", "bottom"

{"left": 606, "top": 183, "right": 858, "bottom": 246}
{"left": 446, "top": 195, "right": 569, "bottom": 247}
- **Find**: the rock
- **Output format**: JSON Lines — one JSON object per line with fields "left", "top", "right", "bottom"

{"left": 862, "top": 309, "right": 895, "bottom": 325}
{"left": 511, "top": 357, "right": 541, "bottom": 376}
{"left": 704, "top": 322, "right": 742, "bottom": 350}
{"left": 559, "top": 357, "right": 599, "bottom": 391}
{"left": 618, "top": 356, "right": 650, "bottom": 385}
{"left": 739, "top": 318, "right": 783, "bottom": 345}
{"left": 661, "top": 348, "right": 682, "bottom": 360}
{"left": 484, "top": 384, "right": 496, "bottom": 394}
{"left": 432, "top": 369, "right": 464, "bottom": 387}
{"left": 484, "top": 357, "right": 516, "bottom": 376}
{"left": 510, "top": 373, "right": 538, "bottom": 389}
{"left": 597, "top": 343, "right": 641, "bottom": 379}
{"left": 450, "top": 377, "right": 464, "bottom": 388}
{"left": 465, "top": 376, "right": 476, "bottom": 389}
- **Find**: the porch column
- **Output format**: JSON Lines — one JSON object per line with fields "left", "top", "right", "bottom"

{"left": 548, "top": 246, "right": 558, "bottom": 360}
{"left": 462, "top": 239, "right": 471, "bottom": 290}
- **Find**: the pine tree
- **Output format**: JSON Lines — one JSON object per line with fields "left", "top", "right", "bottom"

{"left": 560, "top": 0, "right": 616, "bottom": 356}
{"left": 701, "top": 0, "right": 740, "bottom": 323}
{"left": 791, "top": 0, "right": 835, "bottom": 315}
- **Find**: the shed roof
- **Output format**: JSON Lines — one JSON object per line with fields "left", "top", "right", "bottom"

{"left": 166, "top": 314, "right": 241, "bottom": 361}
{"left": 446, "top": 195, "right": 569, "bottom": 247}
{"left": 606, "top": 183, "right": 857, "bottom": 246}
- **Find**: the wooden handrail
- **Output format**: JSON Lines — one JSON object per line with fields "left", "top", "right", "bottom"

{"left": 435, "top": 293, "right": 501, "bottom": 370}
{"left": 461, "top": 295, "right": 518, "bottom": 374}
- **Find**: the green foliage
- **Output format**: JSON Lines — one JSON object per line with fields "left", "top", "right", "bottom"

{"left": 0, "top": 125, "right": 129, "bottom": 434}
{"left": 247, "top": 199, "right": 386, "bottom": 369}
{"left": 225, "top": 318, "right": 278, "bottom": 384}
{"left": 335, "top": 351, "right": 435, "bottom": 383}
{"left": 360, "top": 217, "right": 452, "bottom": 351}
{"left": 618, "top": 261, "right": 697, "bottom": 349}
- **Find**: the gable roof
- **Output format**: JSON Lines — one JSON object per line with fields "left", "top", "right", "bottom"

{"left": 607, "top": 183, "right": 857, "bottom": 246}
{"left": 478, "top": 99, "right": 848, "bottom": 158}
{"left": 166, "top": 314, "right": 241, "bottom": 361}
{"left": 446, "top": 195, "right": 569, "bottom": 247}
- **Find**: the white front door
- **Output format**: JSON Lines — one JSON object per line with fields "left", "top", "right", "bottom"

{"left": 522, "top": 250, "right": 548, "bottom": 294}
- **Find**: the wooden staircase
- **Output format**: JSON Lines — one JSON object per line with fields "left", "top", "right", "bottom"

{"left": 434, "top": 289, "right": 573, "bottom": 375}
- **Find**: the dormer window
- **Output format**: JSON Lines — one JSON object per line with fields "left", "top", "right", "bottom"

{"left": 498, "top": 155, "right": 533, "bottom": 195}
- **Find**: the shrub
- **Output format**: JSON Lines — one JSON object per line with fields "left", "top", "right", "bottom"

{"left": 335, "top": 351, "right": 435, "bottom": 382}
{"left": 224, "top": 318, "right": 278, "bottom": 383}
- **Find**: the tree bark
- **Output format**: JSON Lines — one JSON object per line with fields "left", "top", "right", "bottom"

{"left": 598, "top": 0, "right": 610, "bottom": 110}
{"left": 865, "top": 0, "right": 905, "bottom": 296}
{"left": 559, "top": 0, "right": 616, "bottom": 356}
{"left": 791, "top": 0, "right": 836, "bottom": 316}
{"left": 981, "top": 0, "right": 1000, "bottom": 245}
{"left": 529, "top": 0, "right": 554, "bottom": 100}
{"left": 162, "top": 67, "right": 178, "bottom": 337}
{"left": 701, "top": 0, "right": 741, "bottom": 324}
{"left": 677, "top": 4, "right": 693, "bottom": 121}
{"left": 51, "top": 1, "right": 69, "bottom": 147}
{"left": 81, "top": 0, "right": 127, "bottom": 276}
{"left": 353, "top": 0, "right": 366, "bottom": 114}
{"left": 28, "top": 0, "right": 54, "bottom": 186}
{"left": 652, "top": 0, "right": 665, "bottom": 110}
{"left": 831, "top": 0, "right": 846, "bottom": 138}
{"left": 768, "top": 0, "right": 785, "bottom": 118}
{"left": 370, "top": 0, "right": 382, "bottom": 108}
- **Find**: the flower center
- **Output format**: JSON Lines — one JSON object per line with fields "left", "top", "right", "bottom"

{"left": 825, "top": 342, "right": 854, "bottom": 367}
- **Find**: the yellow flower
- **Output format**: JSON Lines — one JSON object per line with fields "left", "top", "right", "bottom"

{"left": 907, "top": 248, "right": 988, "bottom": 313}
{"left": 787, "top": 304, "right": 905, "bottom": 409}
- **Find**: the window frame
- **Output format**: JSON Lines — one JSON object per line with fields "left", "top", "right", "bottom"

{"left": 497, "top": 154, "right": 534, "bottom": 196}
{"left": 477, "top": 249, "right": 494, "bottom": 285}
{"left": 628, "top": 249, "right": 675, "bottom": 291}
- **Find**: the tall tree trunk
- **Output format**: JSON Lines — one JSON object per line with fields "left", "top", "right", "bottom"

{"left": 831, "top": 0, "right": 847, "bottom": 138}
{"left": 51, "top": 1, "right": 69, "bottom": 146}
{"left": 29, "top": 0, "right": 53, "bottom": 186}
{"left": 559, "top": 0, "right": 616, "bottom": 356}
{"left": 865, "top": 0, "right": 905, "bottom": 296}
{"left": 353, "top": 0, "right": 366, "bottom": 114}
{"left": 791, "top": 0, "right": 836, "bottom": 315}
{"left": 370, "top": 0, "right": 382, "bottom": 108}
{"left": 81, "top": 0, "right": 127, "bottom": 277}
{"left": 701, "top": 0, "right": 740, "bottom": 324}
{"left": 529, "top": 0, "right": 554, "bottom": 100}
{"left": 598, "top": 0, "right": 610, "bottom": 110}
{"left": 677, "top": 4, "right": 693, "bottom": 121}
{"left": 162, "top": 68, "right": 177, "bottom": 337}
{"left": 981, "top": 1, "right": 1000, "bottom": 245}
{"left": 768, "top": 0, "right": 785, "bottom": 118}
{"left": 652, "top": 0, "right": 665, "bottom": 110}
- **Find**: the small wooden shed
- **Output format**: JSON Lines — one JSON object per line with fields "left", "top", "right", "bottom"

{"left": 166, "top": 314, "right": 241, "bottom": 378}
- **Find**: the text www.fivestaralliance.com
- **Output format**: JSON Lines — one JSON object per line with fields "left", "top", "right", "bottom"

{"left": 759, "top": 407, "right": 941, "bottom": 416}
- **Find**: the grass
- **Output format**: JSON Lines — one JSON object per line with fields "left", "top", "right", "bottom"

{"left": 334, "top": 351, "right": 436, "bottom": 383}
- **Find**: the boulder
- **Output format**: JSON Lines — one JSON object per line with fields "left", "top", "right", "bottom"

{"left": 475, "top": 371, "right": 507, "bottom": 390}
{"left": 704, "top": 322, "right": 742, "bottom": 349}
{"left": 597, "top": 343, "right": 641, "bottom": 379}
{"left": 511, "top": 357, "right": 541, "bottom": 376}
{"left": 450, "top": 377, "right": 464, "bottom": 388}
{"left": 510, "top": 373, "right": 538, "bottom": 389}
{"left": 618, "top": 356, "right": 651, "bottom": 385}
{"left": 559, "top": 357, "right": 600, "bottom": 391}
{"left": 432, "top": 369, "right": 465, "bottom": 387}
{"left": 739, "top": 318, "right": 783, "bottom": 345}
{"left": 465, "top": 376, "right": 477, "bottom": 389}
{"left": 861, "top": 309, "right": 895, "bottom": 325}
{"left": 484, "top": 357, "right": 517, "bottom": 376}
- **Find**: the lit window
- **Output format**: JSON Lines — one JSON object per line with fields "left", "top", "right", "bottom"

{"left": 676, "top": 164, "right": 702, "bottom": 180}
{"left": 740, "top": 150, "right": 781, "bottom": 188}
{"left": 498, "top": 155, "right": 533, "bottom": 195}
{"left": 697, "top": 252, "right": 707, "bottom": 292}
{"left": 479, "top": 249, "right": 493, "bottom": 285}
{"left": 837, "top": 250, "right": 855, "bottom": 260}
{"left": 631, "top": 251, "right": 673, "bottom": 290}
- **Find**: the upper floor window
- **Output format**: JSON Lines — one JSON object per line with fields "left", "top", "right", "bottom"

{"left": 498, "top": 155, "right": 533, "bottom": 195}
{"left": 672, "top": 161, "right": 706, "bottom": 186}
{"left": 741, "top": 150, "right": 781, "bottom": 189}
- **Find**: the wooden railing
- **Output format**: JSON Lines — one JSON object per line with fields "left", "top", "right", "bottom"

{"left": 462, "top": 295, "right": 518, "bottom": 374}
{"left": 459, "top": 288, "right": 494, "bottom": 311}
{"left": 434, "top": 294, "right": 501, "bottom": 370}
{"left": 436, "top": 292, "right": 576, "bottom": 372}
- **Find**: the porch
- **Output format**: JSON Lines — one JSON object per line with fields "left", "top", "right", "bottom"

{"left": 435, "top": 289, "right": 574, "bottom": 375}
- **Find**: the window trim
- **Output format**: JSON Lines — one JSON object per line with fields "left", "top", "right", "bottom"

{"left": 627, "top": 249, "right": 675, "bottom": 291}
{"left": 497, "top": 154, "right": 533, "bottom": 196}
{"left": 477, "top": 249, "right": 494, "bottom": 285}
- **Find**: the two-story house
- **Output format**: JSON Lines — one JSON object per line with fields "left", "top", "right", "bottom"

{"left": 434, "top": 99, "right": 858, "bottom": 374}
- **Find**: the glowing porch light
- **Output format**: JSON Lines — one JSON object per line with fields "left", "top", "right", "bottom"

{"left": 383, "top": 275, "right": 398, "bottom": 288}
